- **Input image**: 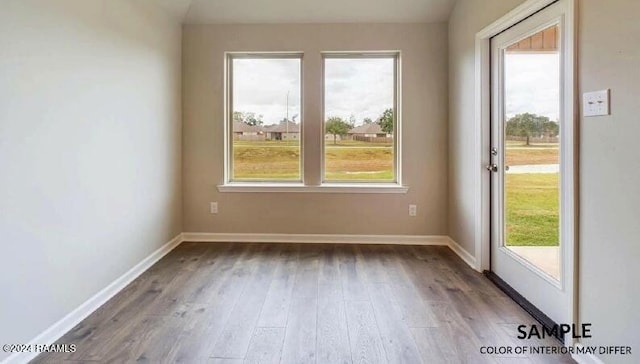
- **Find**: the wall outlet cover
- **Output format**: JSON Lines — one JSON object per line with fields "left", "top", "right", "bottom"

{"left": 583, "top": 89, "right": 610, "bottom": 117}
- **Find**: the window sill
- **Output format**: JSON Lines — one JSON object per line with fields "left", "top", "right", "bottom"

{"left": 217, "top": 183, "right": 409, "bottom": 194}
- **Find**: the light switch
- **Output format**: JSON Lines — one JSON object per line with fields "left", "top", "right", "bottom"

{"left": 583, "top": 89, "right": 610, "bottom": 117}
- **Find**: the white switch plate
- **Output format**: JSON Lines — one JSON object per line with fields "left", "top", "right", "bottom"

{"left": 583, "top": 89, "right": 610, "bottom": 117}
{"left": 210, "top": 202, "right": 218, "bottom": 214}
{"left": 409, "top": 204, "right": 417, "bottom": 217}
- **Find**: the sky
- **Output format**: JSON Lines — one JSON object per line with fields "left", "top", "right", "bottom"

{"left": 505, "top": 53, "right": 560, "bottom": 121}
{"left": 324, "top": 58, "right": 394, "bottom": 124}
{"left": 232, "top": 53, "right": 559, "bottom": 126}
{"left": 232, "top": 57, "right": 393, "bottom": 126}
{"left": 233, "top": 58, "right": 302, "bottom": 125}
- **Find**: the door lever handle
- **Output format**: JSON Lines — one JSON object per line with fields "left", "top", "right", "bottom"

{"left": 486, "top": 164, "right": 498, "bottom": 172}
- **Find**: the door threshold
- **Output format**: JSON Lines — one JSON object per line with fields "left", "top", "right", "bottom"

{"left": 483, "top": 270, "right": 563, "bottom": 343}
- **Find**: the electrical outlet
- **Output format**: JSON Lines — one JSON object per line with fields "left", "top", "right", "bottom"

{"left": 210, "top": 202, "right": 218, "bottom": 214}
{"left": 409, "top": 204, "right": 417, "bottom": 217}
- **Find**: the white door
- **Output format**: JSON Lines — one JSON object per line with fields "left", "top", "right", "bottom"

{"left": 490, "top": 0, "right": 574, "bottom": 327}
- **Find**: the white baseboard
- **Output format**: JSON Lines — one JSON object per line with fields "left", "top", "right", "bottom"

{"left": 572, "top": 344, "right": 606, "bottom": 364}
{"left": 181, "top": 232, "right": 450, "bottom": 246}
{"left": 446, "top": 237, "right": 479, "bottom": 272}
{"left": 182, "top": 233, "right": 480, "bottom": 271}
{"left": 5, "top": 232, "right": 480, "bottom": 364}
{"left": 2, "top": 233, "right": 183, "bottom": 364}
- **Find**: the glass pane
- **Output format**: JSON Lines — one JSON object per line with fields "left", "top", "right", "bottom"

{"left": 324, "top": 57, "right": 395, "bottom": 182}
{"left": 231, "top": 57, "right": 301, "bottom": 181}
{"left": 503, "top": 24, "right": 561, "bottom": 279}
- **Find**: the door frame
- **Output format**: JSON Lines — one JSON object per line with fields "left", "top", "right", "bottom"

{"left": 473, "top": 0, "right": 579, "bottom": 345}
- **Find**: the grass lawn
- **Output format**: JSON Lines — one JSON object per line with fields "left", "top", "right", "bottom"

{"left": 234, "top": 140, "right": 300, "bottom": 147}
{"left": 232, "top": 140, "right": 559, "bottom": 248}
{"left": 325, "top": 142, "right": 393, "bottom": 181}
{"left": 505, "top": 142, "right": 558, "bottom": 165}
{"left": 506, "top": 141, "right": 558, "bottom": 147}
{"left": 324, "top": 140, "right": 393, "bottom": 148}
{"left": 233, "top": 143, "right": 301, "bottom": 180}
{"left": 232, "top": 140, "right": 393, "bottom": 180}
{"left": 506, "top": 173, "right": 559, "bottom": 246}
{"left": 506, "top": 148, "right": 558, "bottom": 165}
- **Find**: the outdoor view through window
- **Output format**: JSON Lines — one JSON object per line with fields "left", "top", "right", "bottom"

{"left": 324, "top": 56, "right": 396, "bottom": 182}
{"left": 503, "top": 24, "right": 561, "bottom": 279}
{"left": 230, "top": 56, "right": 301, "bottom": 181}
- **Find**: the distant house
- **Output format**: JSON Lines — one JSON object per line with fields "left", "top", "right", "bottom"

{"left": 348, "top": 123, "right": 391, "bottom": 138}
{"left": 233, "top": 121, "right": 264, "bottom": 141}
{"left": 264, "top": 120, "right": 300, "bottom": 141}
{"left": 324, "top": 134, "right": 342, "bottom": 141}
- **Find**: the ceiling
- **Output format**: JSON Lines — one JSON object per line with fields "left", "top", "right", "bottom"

{"left": 150, "top": 0, "right": 457, "bottom": 24}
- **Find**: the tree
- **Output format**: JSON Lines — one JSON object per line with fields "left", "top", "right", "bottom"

{"left": 505, "top": 113, "right": 557, "bottom": 145}
{"left": 349, "top": 114, "right": 357, "bottom": 127}
{"left": 362, "top": 117, "right": 373, "bottom": 124}
{"left": 232, "top": 111, "right": 244, "bottom": 122}
{"left": 233, "top": 111, "right": 263, "bottom": 126}
{"left": 377, "top": 108, "right": 394, "bottom": 134}
{"left": 325, "top": 117, "right": 351, "bottom": 144}
{"left": 542, "top": 119, "right": 559, "bottom": 137}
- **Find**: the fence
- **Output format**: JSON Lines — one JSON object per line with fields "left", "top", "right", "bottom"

{"left": 506, "top": 136, "right": 559, "bottom": 143}
{"left": 352, "top": 135, "right": 393, "bottom": 143}
{"left": 234, "top": 134, "right": 266, "bottom": 141}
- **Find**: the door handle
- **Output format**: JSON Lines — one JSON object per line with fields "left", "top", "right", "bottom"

{"left": 486, "top": 164, "right": 498, "bottom": 172}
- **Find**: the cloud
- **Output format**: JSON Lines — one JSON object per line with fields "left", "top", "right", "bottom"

{"left": 505, "top": 53, "right": 560, "bottom": 121}
{"left": 324, "top": 58, "right": 394, "bottom": 123}
{"left": 232, "top": 54, "right": 559, "bottom": 127}
{"left": 232, "top": 57, "right": 394, "bottom": 126}
{"left": 233, "top": 58, "right": 301, "bottom": 124}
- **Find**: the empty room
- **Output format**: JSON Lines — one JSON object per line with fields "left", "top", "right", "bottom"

{"left": 1, "top": 0, "right": 638, "bottom": 363}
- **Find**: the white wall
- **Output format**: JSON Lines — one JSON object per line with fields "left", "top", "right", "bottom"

{"left": 182, "top": 23, "right": 449, "bottom": 235}
{"left": 448, "top": 0, "right": 640, "bottom": 362}
{"left": 447, "top": 0, "right": 526, "bottom": 255}
{"left": 577, "top": 0, "right": 640, "bottom": 361}
{"left": 0, "top": 0, "right": 182, "bottom": 360}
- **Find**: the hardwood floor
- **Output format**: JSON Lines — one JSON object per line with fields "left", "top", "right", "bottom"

{"left": 32, "top": 243, "right": 574, "bottom": 364}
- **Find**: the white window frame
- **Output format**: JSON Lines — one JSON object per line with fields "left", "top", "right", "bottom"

{"left": 219, "top": 51, "right": 408, "bottom": 194}
{"left": 224, "top": 52, "right": 304, "bottom": 184}
{"left": 321, "top": 52, "right": 401, "bottom": 185}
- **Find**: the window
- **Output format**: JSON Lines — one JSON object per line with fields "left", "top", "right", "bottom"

{"left": 223, "top": 52, "right": 404, "bottom": 192}
{"left": 323, "top": 53, "right": 399, "bottom": 182}
{"left": 227, "top": 53, "right": 302, "bottom": 181}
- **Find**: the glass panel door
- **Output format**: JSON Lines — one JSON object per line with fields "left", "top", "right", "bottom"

{"left": 490, "top": 0, "right": 573, "bottom": 326}
{"left": 502, "top": 23, "right": 561, "bottom": 280}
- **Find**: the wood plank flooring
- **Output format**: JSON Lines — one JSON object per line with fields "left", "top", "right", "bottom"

{"left": 31, "top": 243, "right": 574, "bottom": 364}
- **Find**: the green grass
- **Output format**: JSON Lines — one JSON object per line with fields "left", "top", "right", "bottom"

{"left": 233, "top": 140, "right": 392, "bottom": 148}
{"left": 506, "top": 173, "right": 559, "bottom": 246}
{"left": 324, "top": 140, "right": 393, "bottom": 148}
{"left": 234, "top": 140, "right": 300, "bottom": 147}
{"left": 232, "top": 140, "right": 393, "bottom": 181}
{"left": 506, "top": 140, "right": 559, "bottom": 148}
{"left": 324, "top": 170, "right": 394, "bottom": 181}
{"left": 231, "top": 140, "right": 559, "bottom": 247}
{"left": 324, "top": 144, "right": 393, "bottom": 181}
{"left": 504, "top": 141, "right": 558, "bottom": 166}
{"left": 233, "top": 144, "right": 301, "bottom": 180}
{"left": 506, "top": 148, "right": 558, "bottom": 165}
